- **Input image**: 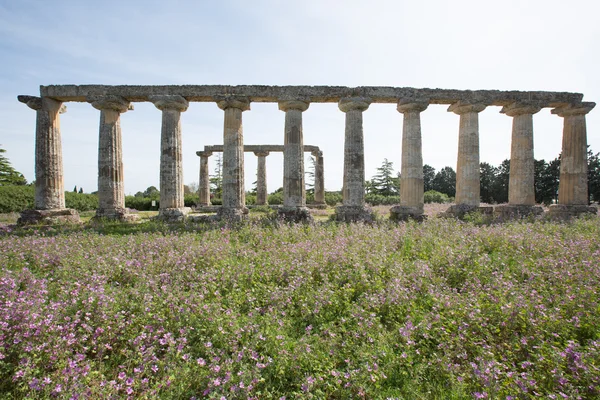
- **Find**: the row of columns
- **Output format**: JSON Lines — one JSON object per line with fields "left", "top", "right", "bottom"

{"left": 19, "top": 93, "right": 596, "bottom": 224}
{"left": 197, "top": 148, "right": 325, "bottom": 207}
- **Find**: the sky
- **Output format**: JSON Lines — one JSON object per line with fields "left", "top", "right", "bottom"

{"left": 1, "top": 0, "right": 599, "bottom": 195}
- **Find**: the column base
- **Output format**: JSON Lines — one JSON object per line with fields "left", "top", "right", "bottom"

{"left": 307, "top": 202, "right": 328, "bottom": 210}
{"left": 335, "top": 205, "right": 375, "bottom": 223}
{"left": 389, "top": 205, "right": 426, "bottom": 222}
{"left": 547, "top": 204, "right": 598, "bottom": 221}
{"left": 195, "top": 205, "right": 220, "bottom": 213}
{"left": 157, "top": 207, "right": 191, "bottom": 222}
{"left": 93, "top": 208, "right": 139, "bottom": 223}
{"left": 493, "top": 205, "right": 544, "bottom": 222}
{"left": 18, "top": 209, "right": 81, "bottom": 225}
{"left": 217, "top": 207, "right": 249, "bottom": 222}
{"left": 278, "top": 206, "right": 314, "bottom": 223}
{"left": 440, "top": 204, "right": 494, "bottom": 219}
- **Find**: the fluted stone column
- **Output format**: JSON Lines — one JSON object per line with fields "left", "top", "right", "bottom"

{"left": 217, "top": 97, "right": 250, "bottom": 221}
{"left": 311, "top": 150, "right": 326, "bottom": 206}
{"left": 151, "top": 95, "right": 190, "bottom": 221}
{"left": 391, "top": 100, "right": 428, "bottom": 221}
{"left": 89, "top": 96, "right": 137, "bottom": 221}
{"left": 17, "top": 95, "right": 80, "bottom": 224}
{"left": 549, "top": 102, "right": 597, "bottom": 219}
{"left": 336, "top": 97, "right": 374, "bottom": 222}
{"left": 444, "top": 101, "right": 490, "bottom": 218}
{"left": 254, "top": 151, "right": 269, "bottom": 206}
{"left": 197, "top": 151, "right": 212, "bottom": 207}
{"left": 278, "top": 99, "right": 312, "bottom": 221}
{"left": 494, "top": 102, "right": 544, "bottom": 221}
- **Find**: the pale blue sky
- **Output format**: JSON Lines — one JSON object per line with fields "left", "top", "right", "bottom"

{"left": 1, "top": 0, "right": 599, "bottom": 194}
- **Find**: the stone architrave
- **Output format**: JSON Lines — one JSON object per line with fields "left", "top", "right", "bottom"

{"left": 89, "top": 95, "right": 137, "bottom": 221}
{"left": 151, "top": 95, "right": 191, "bottom": 221}
{"left": 391, "top": 100, "right": 428, "bottom": 221}
{"left": 254, "top": 151, "right": 269, "bottom": 206}
{"left": 311, "top": 150, "right": 325, "bottom": 206}
{"left": 16, "top": 96, "right": 80, "bottom": 224}
{"left": 216, "top": 96, "right": 251, "bottom": 221}
{"left": 494, "top": 102, "right": 544, "bottom": 221}
{"left": 278, "top": 99, "right": 312, "bottom": 222}
{"left": 444, "top": 101, "right": 492, "bottom": 218}
{"left": 336, "top": 97, "right": 374, "bottom": 222}
{"left": 197, "top": 151, "right": 212, "bottom": 207}
{"left": 548, "top": 102, "right": 598, "bottom": 219}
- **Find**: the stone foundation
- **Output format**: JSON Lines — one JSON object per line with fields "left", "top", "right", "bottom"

{"left": 217, "top": 207, "right": 249, "bottom": 222}
{"left": 441, "top": 204, "right": 494, "bottom": 219}
{"left": 547, "top": 204, "right": 598, "bottom": 220}
{"left": 157, "top": 207, "right": 191, "bottom": 222}
{"left": 93, "top": 208, "right": 139, "bottom": 223}
{"left": 278, "top": 207, "right": 313, "bottom": 223}
{"left": 335, "top": 205, "right": 375, "bottom": 223}
{"left": 18, "top": 208, "right": 80, "bottom": 225}
{"left": 307, "top": 202, "right": 327, "bottom": 209}
{"left": 389, "top": 205, "right": 427, "bottom": 222}
{"left": 493, "top": 205, "right": 544, "bottom": 222}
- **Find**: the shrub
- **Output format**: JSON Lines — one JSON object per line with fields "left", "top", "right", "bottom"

{"left": 365, "top": 194, "right": 400, "bottom": 206}
{"left": 0, "top": 185, "right": 34, "bottom": 213}
{"left": 267, "top": 192, "right": 283, "bottom": 205}
{"left": 424, "top": 190, "right": 451, "bottom": 204}
{"left": 184, "top": 193, "right": 199, "bottom": 207}
{"left": 324, "top": 191, "right": 342, "bottom": 206}
{"left": 245, "top": 194, "right": 256, "bottom": 206}
{"left": 64, "top": 192, "right": 98, "bottom": 211}
{"left": 125, "top": 196, "right": 158, "bottom": 211}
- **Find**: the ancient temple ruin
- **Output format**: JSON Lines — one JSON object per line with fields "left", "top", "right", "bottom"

{"left": 17, "top": 84, "right": 596, "bottom": 223}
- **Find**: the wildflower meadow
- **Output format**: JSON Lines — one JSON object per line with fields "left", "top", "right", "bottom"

{"left": 1, "top": 217, "right": 599, "bottom": 399}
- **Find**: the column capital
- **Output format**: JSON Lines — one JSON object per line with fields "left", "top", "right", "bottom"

{"left": 551, "top": 102, "right": 596, "bottom": 117}
{"left": 254, "top": 151, "right": 270, "bottom": 157}
{"left": 278, "top": 99, "right": 310, "bottom": 112}
{"left": 338, "top": 97, "right": 371, "bottom": 113}
{"left": 397, "top": 99, "right": 428, "bottom": 114}
{"left": 88, "top": 95, "right": 132, "bottom": 113}
{"left": 216, "top": 96, "right": 250, "bottom": 111}
{"left": 18, "top": 95, "right": 67, "bottom": 113}
{"left": 311, "top": 150, "right": 323, "bottom": 158}
{"left": 448, "top": 101, "right": 487, "bottom": 115}
{"left": 500, "top": 102, "right": 542, "bottom": 117}
{"left": 150, "top": 95, "right": 189, "bottom": 112}
{"left": 196, "top": 151, "right": 213, "bottom": 158}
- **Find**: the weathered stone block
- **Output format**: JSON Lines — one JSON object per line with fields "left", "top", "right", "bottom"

{"left": 277, "top": 207, "right": 313, "bottom": 223}
{"left": 493, "top": 205, "right": 544, "bottom": 222}
{"left": 335, "top": 205, "right": 375, "bottom": 223}
{"left": 389, "top": 205, "right": 427, "bottom": 222}
{"left": 547, "top": 204, "right": 598, "bottom": 221}
{"left": 18, "top": 209, "right": 80, "bottom": 225}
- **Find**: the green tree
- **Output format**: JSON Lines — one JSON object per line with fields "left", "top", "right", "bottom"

{"left": 432, "top": 166, "right": 456, "bottom": 197}
{"left": 492, "top": 159, "right": 510, "bottom": 203}
{"left": 210, "top": 153, "right": 223, "bottom": 198}
{"left": 143, "top": 186, "right": 160, "bottom": 199}
{"left": 588, "top": 149, "right": 600, "bottom": 203}
{"left": 0, "top": 146, "right": 27, "bottom": 186}
{"left": 371, "top": 158, "right": 398, "bottom": 196}
{"left": 305, "top": 155, "right": 316, "bottom": 194}
{"left": 479, "top": 162, "right": 497, "bottom": 203}
{"left": 423, "top": 164, "right": 436, "bottom": 192}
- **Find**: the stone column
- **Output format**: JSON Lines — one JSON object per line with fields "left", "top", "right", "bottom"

{"left": 151, "top": 95, "right": 190, "bottom": 221}
{"left": 311, "top": 150, "right": 326, "bottom": 206}
{"left": 335, "top": 97, "right": 374, "bottom": 222}
{"left": 88, "top": 96, "right": 136, "bottom": 221}
{"left": 216, "top": 97, "right": 250, "bottom": 221}
{"left": 494, "top": 102, "right": 544, "bottom": 221}
{"left": 444, "top": 101, "right": 490, "bottom": 218}
{"left": 197, "top": 151, "right": 212, "bottom": 207}
{"left": 16, "top": 95, "right": 80, "bottom": 224}
{"left": 278, "top": 99, "right": 312, "bottom": 222}
{"left": 391, "top": 100, "right": 428, "bottom": 221}
{"left": 549, "top": 102, "right": 597, "bottom": 219}
{"left": 254, "top": 151, "right": 269, "bottom": 206}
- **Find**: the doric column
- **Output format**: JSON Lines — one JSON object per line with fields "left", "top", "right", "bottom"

{"left": 89, "top": 95, "right": 136, "bottom": 221}
{"left": 278, "top": 99, "right": 312, "bottom": 221}
{"left": 254, "top": 151, "right": 269, "bottom": 206}
{"left": 16, "top": 95, "right": 80, "bottom": 225}
{"left": 391, "top": 100, "right": 428, "bottom": 221}
{"left": 445, "top": 101, "right": 487, "bottom": 217}
{"left": 151, "top": 95, "right": 190, "bottom": 220}
{"left": 216, "top": 96, "right": 250, "bottom": 221}
{"left": 492, "top": 103, "right": 545, "bottom": 220}
{"left": 197, "top": 151, "right": 212, "bottom": 207}
{"left": 336, "top": 97, "right": 374, "bottom": 222}
{"left": 311, "top": 150, "right": 325, "bottom": 206}
{"left": 548, "top": 102, "right": 597, "bottom": 218}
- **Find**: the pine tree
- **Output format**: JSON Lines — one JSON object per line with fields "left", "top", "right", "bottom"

{"left": 210, "top": 153, "right": 223, "bottom": 198}
{"left": 0, "top": 146, "right": 27, "bottom": 186}
{"left": 371, "top": 159, "right": 398, "bottom": 196}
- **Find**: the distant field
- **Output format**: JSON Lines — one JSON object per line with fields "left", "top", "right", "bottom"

{"left": 1, "top": 217, "right": 599, "bottom": 399}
